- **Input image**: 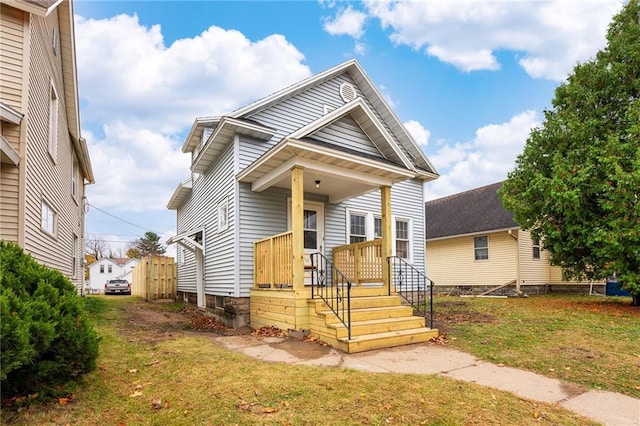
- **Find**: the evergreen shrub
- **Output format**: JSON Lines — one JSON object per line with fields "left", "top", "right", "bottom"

{"left": 0, "top": 241, "right": 100, "bottom": 398}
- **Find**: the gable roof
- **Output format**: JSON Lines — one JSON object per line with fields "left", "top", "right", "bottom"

{"left": 425, "top": 181, "right": 518, "bottom": 240}
{"left": 181, "top": 59, "right": 438, "bottom": 179}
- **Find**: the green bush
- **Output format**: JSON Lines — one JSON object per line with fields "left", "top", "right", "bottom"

{"left": 0, "top": 241, "right": 100, "bottom": 398}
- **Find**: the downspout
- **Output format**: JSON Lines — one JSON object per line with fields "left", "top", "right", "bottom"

{"left": 508, "top": 229, "right": 521, "bottom": 295}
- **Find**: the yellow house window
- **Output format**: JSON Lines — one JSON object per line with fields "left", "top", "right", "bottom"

{"left": 532, "top": 239, "right": 541, "bottom": 259}
{"left": 474, "top": 236, "right": 489, "bottom": 260}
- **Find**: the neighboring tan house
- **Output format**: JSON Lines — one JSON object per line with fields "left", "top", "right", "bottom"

{"left": 425, "top": 181, "right": 602, "bottom": 295}
{"left": 0, "top": 0, "right": 94, "bottom": 292}
{"left": 168, "top": 59, "right": 440, "bottom": 352}
{"left": 87, "top": 257, "right": 139, "bottom": 293}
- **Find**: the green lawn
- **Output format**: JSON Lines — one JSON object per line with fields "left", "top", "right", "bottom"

{"left": 2, "top": 296, "right": 599, "bottom": 425}
{"left": 433, "top": 294, "right": 640, "bottom": 398}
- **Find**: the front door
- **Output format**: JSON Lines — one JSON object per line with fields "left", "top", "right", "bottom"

{"left": 288, "top": 200, "right": 324, "bottom": 276}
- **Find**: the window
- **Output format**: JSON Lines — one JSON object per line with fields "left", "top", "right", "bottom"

{"left": 41, "top": 201, "right": 56, "bottom": 236}
{"left": 349, "top": 213, "right": 366, "bottom": 243}
{"left": 218, "top": 198, "right": 228, "bottom": 231}
{"left": 532, "top": 239, "right": 541, "bottom": 259}
{"left": 108, "top": 264, "right": 112, "bottom": 273}
{"left": 52, "top": 27, "right": 59, "bottom": 55}
{"left": 48, "top": 82, "right": 59, "bottom": 160}
{"left": 72, "top": 235, "right": 78, "bottom": 277}
{"left": 100, "top": 265, "right": 104, "bottom": 273}
{"left": 303, "top": 209, "right": 318, "bottom": 250}
{"left": 474, "top": 236, "right": 489, "bottom": 260}
{"left": 72, "top": 156, "right": 78, "bottom": 198}
{"left": 395, "top": 219, "right": 410, "bottom": 259}
{"left": 374, "top": 217, "right": 382, "bottom": 239}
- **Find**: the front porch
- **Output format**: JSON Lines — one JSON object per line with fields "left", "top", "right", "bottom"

{"left": 251, "top": 232, "right": 438, "bottom": 353}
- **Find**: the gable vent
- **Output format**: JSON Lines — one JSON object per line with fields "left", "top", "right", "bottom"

{"left": 339, "top": 82, "right": 357, "bottom": 103}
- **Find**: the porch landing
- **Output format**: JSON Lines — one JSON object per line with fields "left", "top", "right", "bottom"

{"left": 308, "top": 294, "right": 439, "bottom": 353}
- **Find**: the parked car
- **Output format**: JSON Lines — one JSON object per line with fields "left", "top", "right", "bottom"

{"left": 105, "top": 279, "right": 131, "bottom": 295}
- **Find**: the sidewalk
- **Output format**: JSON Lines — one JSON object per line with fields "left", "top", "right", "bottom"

{"left": 213, "top": 334, "right": 640, "bottom": 426}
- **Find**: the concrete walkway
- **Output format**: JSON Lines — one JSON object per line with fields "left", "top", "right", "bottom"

{"left": 213, "top": 335, "right": 640, "bottom": 426}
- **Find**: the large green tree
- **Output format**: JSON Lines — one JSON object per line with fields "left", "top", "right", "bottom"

{"left": 500, "top": 0, "right": 640, "bottom": 305}
{"left": 135, "top": 231, "right": 166, "bottom": 257}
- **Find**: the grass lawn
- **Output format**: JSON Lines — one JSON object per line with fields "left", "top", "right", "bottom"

{"left": 2, "top": 296, "right": 601, "bottom": 425}
{"left": 433, "top": 294, "right": 640, "bottom": 398}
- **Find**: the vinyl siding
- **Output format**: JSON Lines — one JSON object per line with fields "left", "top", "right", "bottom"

{"left": 20, "top": 8, "right": 85, "bottom": 287}
{"left": 310, "top": 115, "right": 383, "bottom": 157}
{"left": 175, "top": 141, "right": 236, "bottom": 296}
{"left": 426, "top": 231, "right": 517, "bottom": 287}
{"left": 0, "top": 6, "right": 25, "bottom": 108}
{"left": 0, "top": 6, "right": 26, "bottom": 243}
{"left": 517, "top": 229, "right": 552, "bottom": 286}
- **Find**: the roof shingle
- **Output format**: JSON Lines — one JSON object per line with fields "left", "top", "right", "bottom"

{"left": 425, "top": 181, "right": 517, "bottom": 240}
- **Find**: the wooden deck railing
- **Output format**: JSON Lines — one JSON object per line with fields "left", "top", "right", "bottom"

{"left": 254, "top": 231, "right": 293, "bottom": 288}
{"left": 333, "top": 239, "right": 383, "bottom": 286}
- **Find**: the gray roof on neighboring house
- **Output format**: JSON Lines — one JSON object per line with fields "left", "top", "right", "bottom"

{"left": 425, "top": 181, "right": 518, "bottom": 240}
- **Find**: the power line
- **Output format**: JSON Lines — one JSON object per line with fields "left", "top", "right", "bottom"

{"left": 86, "top": 203, "right": 155, "bottom": 233}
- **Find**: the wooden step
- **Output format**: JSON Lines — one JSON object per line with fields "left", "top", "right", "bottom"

{"left": 309, "top": 295, "right": 401, "bottom": 312}
{"left": 328, "top": 316, "right": 426, "bottom": 338}
{"left": 316, "top": 305, "right": 414, "bottom": 323}
{"left": 339, "top": 328, "right": 439, "bottom": 353}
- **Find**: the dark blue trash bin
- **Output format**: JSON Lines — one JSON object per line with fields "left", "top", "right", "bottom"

{"left": 605, "top": 280, "right": 631, "bottom": 297}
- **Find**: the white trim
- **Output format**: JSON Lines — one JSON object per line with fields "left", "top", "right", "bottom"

{"left": 287, "top": 199, "right": 325, "bottom": 255}
{"left": 474, "top": 235, "right": 489, "bottom": 261}
{"left": 426, "top": 227, "right": 519, "bottom": 242}
{"left": 0, "top": 102, "right": 23, "bottom": 125}
{"left": 48, "top": 80, "right": 59, "bottom": 163}
{"left": 41, "top": 199, "right": 57, "bottom": 237}
{"left": 1, "top": 135, "right": 20, "bottom": 165}
{"left": 218, "top": 197, "right": 229, "bottom": 232}
{"left": 346, "top": 208, "right": 369, "bottom": 244}
{"left": 393, "top": 216, "right": 413, "bottom": 262}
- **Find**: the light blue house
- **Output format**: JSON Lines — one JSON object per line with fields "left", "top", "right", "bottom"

{"left": 167, "top": 59, "right": 440, "bottom": 352}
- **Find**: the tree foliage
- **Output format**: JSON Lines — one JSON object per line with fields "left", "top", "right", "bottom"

{"left": 126, "top": 247, "right": 141, "bottom": 259}
{"left": 0, "top": 242, "right": 100, "bottom": 398}
{"left": 134, "top": 231, "right": 166, "bottom": 257}
{"left": 500, "top": 0, "right": 640, "bottom": 305}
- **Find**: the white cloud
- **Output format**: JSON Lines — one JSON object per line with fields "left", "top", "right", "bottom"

{"left": 85, "top": 123, "right": 190, "bottom": 211}
{"left": 323, "top": 5, "right": 368, "bottom": 38}
{"left": 75, "top": 14, "right": 311, "bottom": 212}
{"left": 362, "top": 0, "right": 624, "bottom": 80}
{"left": 425, "top": 110, "right": 539, "bottom": 200}
{"left": 404, "top": 119, "right": 430, "bottom": 147}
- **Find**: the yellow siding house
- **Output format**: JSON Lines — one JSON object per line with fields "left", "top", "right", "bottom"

{"left": 425, "top": 182, "right": 600, "bottom": 295}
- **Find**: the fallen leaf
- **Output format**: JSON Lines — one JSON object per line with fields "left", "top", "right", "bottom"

{"left": 151, "top": 399, "right": 163, "bottom": 409}
{"left": 135, "top": 384, "right": 143, "bottom": 390}
{"left": 497, "top": 363, "right": 505, "bottom": 368}
{"left": 128, "top": 369, "right": 138, "bottom": 374}
{"left": 129, "top": 391, "right": 143, "bottom": 398}
{"left": 14, "top": 396, "right": 26, "bottom": 403}
{"left": 58, "top": 398, "right": 69, "bottom": 405}
{"left": 262, "top": 407, "right": 278, "bottom": 414}
{"left": 164, "top": 400, "right": 171, "bottom": 409}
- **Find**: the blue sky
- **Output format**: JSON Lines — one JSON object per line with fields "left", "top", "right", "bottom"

{"left": 74, "top": 0, "right": 625, "bottom": 256}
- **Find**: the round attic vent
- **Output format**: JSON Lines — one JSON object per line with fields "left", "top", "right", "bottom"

{"left": 339, "top": 82, "right": 357, "bottom": 103}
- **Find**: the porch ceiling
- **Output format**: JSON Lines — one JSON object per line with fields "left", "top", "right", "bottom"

{"left": 236, "top": 138, "right": 416, "bottom": 204}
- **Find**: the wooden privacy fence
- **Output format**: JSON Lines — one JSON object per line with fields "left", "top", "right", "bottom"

{"left": 132, "top": 256, "right": 176, "bottom": 301}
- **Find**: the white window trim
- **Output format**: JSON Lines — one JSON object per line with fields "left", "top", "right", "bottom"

{"left": 72, "top": 234, "right": 78, "bottom": 277}
{"left": 71, "top": 155, "right": 78, "bottom": 199}
{"left": 392, "top": 216, "right": 414, "bottom": 262}
{"left": 346, "top": 208, "right": 369, "bottom": 244}
{"left": 474, "top": 235, "right": 489, "bottom": 261}
{"left": 41, "top": 200, "right": 57, "bottom": 237}
{"left": 218, "top": 197, "right": 229, "bottom": 232}
{"left": 48, "top": 80, "right": 58, "bottom": 162}
{"left": 532, "top": 238, "right": 541, "bottom": 260}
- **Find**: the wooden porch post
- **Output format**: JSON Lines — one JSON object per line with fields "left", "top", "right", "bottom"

{"left": 381, "top": 185, "right": 393, "bottom": 293}
{"left": 291, "top": 166, "right": 305, "bottom": 290}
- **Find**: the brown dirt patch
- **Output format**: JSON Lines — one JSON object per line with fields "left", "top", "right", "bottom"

{"left": 432, "top": 301, "right": 498, "bottom": 335}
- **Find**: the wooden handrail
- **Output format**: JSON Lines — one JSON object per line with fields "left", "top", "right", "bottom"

{"left": 333, "top": 239, "right": 383, "bottom": 286}
{"left": 254, "top": 231, "right": 293, "bottom": 289}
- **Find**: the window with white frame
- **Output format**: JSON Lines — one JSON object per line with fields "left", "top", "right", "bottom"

{"left": 532, "top": 238, "right": 541, "bottom": 259}
{"left": 395, "top": 219, "right": 410, "bottom": 259}
{"left": 374, "top": 216, "right": 382, "bottom": 239}
{"left": 474, "top": 236, "right": 489, "bottom": 260}
{"left": 41, "top": 201, "right": 56, "bottom": 236}
{"left": 348, "top": 213, "right": 366, "bottom": 243}
{"left": 72, "top": 155, "right": 78, "bottom": 198}
{"left": 218, "top": 198, "right": 229, "bottom": 232}
{"left": 72, "top": 235, "right": 78, "bottom": 277}
{"left": 48, "top": 82, "right": 59, "bottom": 160}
